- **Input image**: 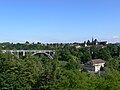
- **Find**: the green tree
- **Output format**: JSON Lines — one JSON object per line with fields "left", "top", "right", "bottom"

{"left": 80, "top": 48, "right": 92, "bottom": 63}
{"left": 99, "top": 48, "right": 112, "bottom": 61}
{"left": 0, "top": 52, "right": 42, "bottom": 89}
{"left": 91, "top": 46, "right": 99, "bottom": 59}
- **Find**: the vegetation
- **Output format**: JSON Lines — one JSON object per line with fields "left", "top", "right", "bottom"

{"left": 0, "top": 42, "right": 120, "bottom": 89}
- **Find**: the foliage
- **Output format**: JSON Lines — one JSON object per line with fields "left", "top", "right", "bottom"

{"left": 98, "top": 48, "right": 112, "bottom": 60}
{"left": 0, "top": 43, "right": 120, "bottom": 89}
{"left": 0, "top": 52, "right": 42, "bottom": 89}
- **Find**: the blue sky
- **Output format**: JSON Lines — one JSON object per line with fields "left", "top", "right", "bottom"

{"left": 0, "top": 0, "right": 120, "bottom": 43}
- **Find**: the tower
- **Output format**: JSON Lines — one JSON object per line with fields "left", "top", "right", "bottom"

{"left": 92, "top": 37, "right": 94, "bottom": 45}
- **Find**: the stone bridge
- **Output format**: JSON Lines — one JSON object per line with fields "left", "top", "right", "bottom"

{"left": 2, "top": 50, "right": 55, "bottom": 59}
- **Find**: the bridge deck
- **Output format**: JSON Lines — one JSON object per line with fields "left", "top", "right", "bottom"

{"left": 2, "top": 50, "right": 55, "bottom": 53}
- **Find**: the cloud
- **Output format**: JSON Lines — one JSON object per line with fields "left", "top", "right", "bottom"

{"left": 107, "top": 36, "right": 120, "bottom": 43}
{"left": 112, "top": 36, "right": 120, "bottom": 39}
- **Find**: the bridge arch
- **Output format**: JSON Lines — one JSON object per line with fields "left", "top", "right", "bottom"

{"left": 32, "top": 52, "right": 54, "bottom": 59}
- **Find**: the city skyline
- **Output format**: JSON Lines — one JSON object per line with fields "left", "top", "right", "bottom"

{"left": 0, "top": 0, "right": 120, "bottom": 43}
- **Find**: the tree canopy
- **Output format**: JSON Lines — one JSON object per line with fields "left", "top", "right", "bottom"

{"left": 0, "top": 42, "right": 120, "bottom": 89}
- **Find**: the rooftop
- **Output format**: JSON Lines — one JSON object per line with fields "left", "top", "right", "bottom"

{"left": 87, "top": 59, "right": 105, "bottom": 65}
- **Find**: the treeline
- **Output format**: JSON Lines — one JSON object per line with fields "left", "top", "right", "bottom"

{"left": 0, "top": 43, "right": 120, "bottom": 89}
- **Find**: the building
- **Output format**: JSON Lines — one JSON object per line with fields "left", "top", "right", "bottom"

{"left": 98, "top": 41, "right": 108, "bottom": 45}
{"left": 75, "top": 45, "right": 81, "bottom": 49}
{"left": 84, "top": 59, "right": 106, "bottom": 73}
{"left": 83, "top": 38, "right": 108, "bottom": 48}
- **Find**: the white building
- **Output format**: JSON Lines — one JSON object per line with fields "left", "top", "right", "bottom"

{"left": 75, "top": 45, "right": 81, "bottom": 49}
{"left": 84, "top": 59, "right": 106, "bottom": 72}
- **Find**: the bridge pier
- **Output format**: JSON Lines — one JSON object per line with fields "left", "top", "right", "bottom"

{"left": 23, "top": 51, "right": 25, "bottom": 56}
{"left": 17, "top": 51, "right": 19, "bottom": 58}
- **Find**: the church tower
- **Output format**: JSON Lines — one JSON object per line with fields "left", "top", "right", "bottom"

{"left": 92, "top": 37, "right": 94, "bottom": 45}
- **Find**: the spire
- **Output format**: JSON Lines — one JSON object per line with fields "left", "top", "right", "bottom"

{"left": 92, "top": 37, "right": 94, "bottom": 45}
{"left": 92, "top": 37, "right": 93, "bottom": 42}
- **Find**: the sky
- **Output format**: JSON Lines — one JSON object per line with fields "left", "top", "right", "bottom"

{"left": 0, "top": 0, "right": 120, "bottom": 43}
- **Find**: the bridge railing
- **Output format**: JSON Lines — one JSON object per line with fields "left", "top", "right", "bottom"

{"left": 2, "top": 50, "right": 55, "bottom": 53}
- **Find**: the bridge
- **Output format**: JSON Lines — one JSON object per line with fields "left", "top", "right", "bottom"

{"left": 2, "top": 50, "right": 55, "bottom": 59}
